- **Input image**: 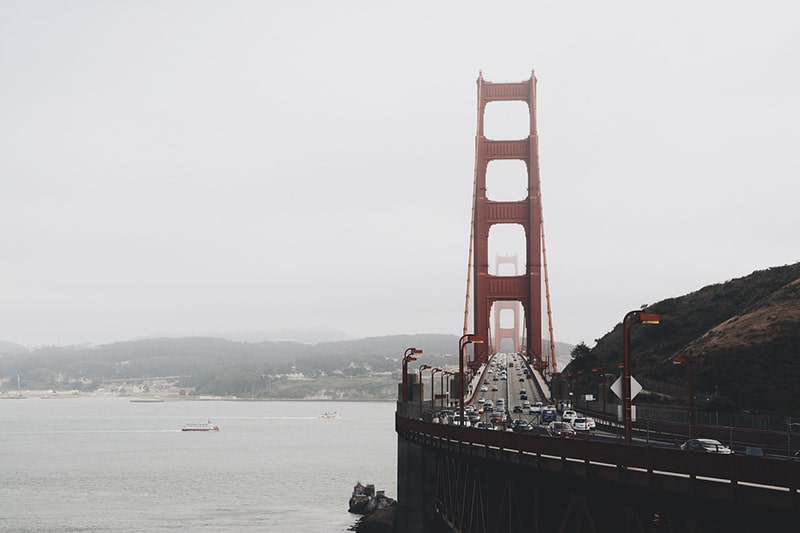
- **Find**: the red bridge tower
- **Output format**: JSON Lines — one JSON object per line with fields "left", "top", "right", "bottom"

{"left": 469, "top": 71, "right": 546, "bottom": 371}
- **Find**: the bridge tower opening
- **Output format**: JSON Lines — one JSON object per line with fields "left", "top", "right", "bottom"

{"left": 491, "top": 254, "right": 522, "bottom": 354}
{"left": 468, "top": 71, "right": 550, "bottom": 373}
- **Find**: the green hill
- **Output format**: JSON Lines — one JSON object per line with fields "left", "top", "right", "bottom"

{"left": 564, "top": 262, "right": 800, "bottom": 415}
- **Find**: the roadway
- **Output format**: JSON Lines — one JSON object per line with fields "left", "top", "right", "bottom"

{"left": 461, "top": 352, "right": 558, "bottom": 432}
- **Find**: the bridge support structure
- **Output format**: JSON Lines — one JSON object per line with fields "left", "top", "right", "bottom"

{"left": 396, "top": 414, "right": 800, "bottom": 532}
{"left": 491, "top": 254, "right": 522, "bottom": 354}
{"left": 471, "top": 72, "right": 545, "bottom": 371}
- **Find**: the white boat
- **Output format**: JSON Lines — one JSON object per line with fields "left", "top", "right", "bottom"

{"left": 182, "top": 420, "right": 219, "bottom": 432}
{"left": 319, "top": 411, "right": 341, "bottom": 419}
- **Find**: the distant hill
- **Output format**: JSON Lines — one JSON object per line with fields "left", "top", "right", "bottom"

{"left": 565, "top": 262, "right": 800, "bottom": 415}
{"left": 0, "top": 340, "right": 27, "bottom": 355}
{"left": 0, "top": 332, "right": 572, "bottom": 399}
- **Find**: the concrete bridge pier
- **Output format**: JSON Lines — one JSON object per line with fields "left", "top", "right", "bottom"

{"left": 396, "top": 433, "right": 443, "bottom": 532}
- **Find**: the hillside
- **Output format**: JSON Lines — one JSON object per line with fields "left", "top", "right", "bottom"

{"left": 0, "top": 334, "right": 572, "bottom": 400}
{"left": 565, "top": 262, "right": 800, "bottom": 415}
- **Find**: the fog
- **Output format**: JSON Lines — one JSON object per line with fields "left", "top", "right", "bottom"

{"left": 1, "top": 1, "right": 798, "bottom": 347}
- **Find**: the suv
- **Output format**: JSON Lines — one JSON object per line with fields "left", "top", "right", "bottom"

{"left": 571, "top": 417, "right": 590, "bottom": 431}
{"left": 541, "top": 406, "right": 557, "bottom": 423}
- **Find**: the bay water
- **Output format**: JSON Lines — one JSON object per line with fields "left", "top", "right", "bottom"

{"left": 0, "top": 397, "right": 397, "bottom": 532}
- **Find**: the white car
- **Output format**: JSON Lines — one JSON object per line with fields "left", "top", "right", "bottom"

{"left": 561, "top": 410, "right": 577, "bottom": 423}
{"left": 571, "top": 417, "right": 590, "bottom": 431}
{"left": 451, "top": 415, "right": 472, "bottom": 428}
{"left": 480, "top": 385, "right": 488, "bottom": 392}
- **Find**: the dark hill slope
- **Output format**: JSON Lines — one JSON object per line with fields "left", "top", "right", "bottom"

{"left": 573, "top": 263, "right": 800, "bottom": 414}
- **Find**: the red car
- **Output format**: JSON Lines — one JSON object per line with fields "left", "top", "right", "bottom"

{"left": 491, "top": 385, "right": 498, "bottom": 391}
{"left": 547, "top": 421, "right": 576, "bottom": 438}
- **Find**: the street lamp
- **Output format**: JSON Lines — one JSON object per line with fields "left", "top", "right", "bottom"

{"left": 418, "top": 364, "right": 432, "bottom": 418}
{"left": 592, "top": 366, "right": 607, "bottom": 415}
{"left": 622, "top": 310, "right": 660, "bottom": 444}
{"left": 672, "top": 356, "right": 694, "bottom": 440}
{"left": 401, "top": 348, "right": 423, "bottom": 403}
{"left": 458, "top": 334, "right": 484, "bottom": 427}
{"left": 441, "top": 370, "right": 454, "bottom": 410}
{"left": 430, "top": 368, "right": 442, "bottom": 413}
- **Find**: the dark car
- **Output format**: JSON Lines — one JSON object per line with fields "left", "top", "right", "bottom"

{"left": 547, "top": 421, "right": 576, "bottom": 438}
{"left": 680, "top": 438, "right": 733, "bottom": 454}
{"left": 512, "top": 419, "right": 531, "bottom": 432}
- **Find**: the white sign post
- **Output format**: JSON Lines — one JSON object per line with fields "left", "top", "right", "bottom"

{"left": 611, "top": 376, "right": 641, "bottom": 422}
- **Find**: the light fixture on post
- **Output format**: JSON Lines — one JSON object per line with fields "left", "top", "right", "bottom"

{"left": 441, "top": 371, "right": 453, "bottom": 410}
{"left": 401, "top": 348, "right": 423, "bottom": 403}
{"left": 672, "top": 356, "right": 694, "bottom": 440}
{"left": 418, "top": 364, "right": 432, "bottom": 418}
{"left": 592, "top": 366, "right": 607, "bottom": 416}
{"left": 458, "top": 334, "right": 484, "bottom": 427}
{"left": 430, "top": 368, "right": 442, "bottom": 414}
{"left": 622, "top": 310, "right": 660, "bottom": 444}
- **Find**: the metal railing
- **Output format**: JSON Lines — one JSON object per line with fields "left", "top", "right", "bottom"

{"left": 396, "top": 412, "right": 800, "bottom": 511}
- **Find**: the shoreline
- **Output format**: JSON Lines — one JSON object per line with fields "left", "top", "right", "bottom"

{"left": 1, "top": 391, "right": 397, "bottom": 402}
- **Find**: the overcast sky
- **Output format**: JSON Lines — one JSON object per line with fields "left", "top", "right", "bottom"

{"left": 2, "top": 1, "right": 798, "bottom": 348}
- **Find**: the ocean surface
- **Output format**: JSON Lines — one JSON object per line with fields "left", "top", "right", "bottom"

{"left": 0, "top": 397, "right": 397, "bottom": 532}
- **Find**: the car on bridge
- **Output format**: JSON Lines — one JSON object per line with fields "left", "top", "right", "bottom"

{"left": 511, "top": 419, "right": 532, "bottom": 432}
{"left": 451, "top": 415, "right": 471, "bottom": 427}
{"left": 571, "top": 417, "right": 594, "bottom": 432}
{"left": 561, "top": 410, "right": 577, "bottom": 424}
{"left": 680, "top": 438, "right": 733, "bottom": 454}
{"left": 541, "top": 406, "right": 557, "bottom": 423}
{"left": 547, "top": 421, "right": 576, "bottom": 438}
{"left": 489, "top": 412, "right": 505, "bottom": 425}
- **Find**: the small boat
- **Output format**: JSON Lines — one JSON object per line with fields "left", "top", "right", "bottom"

{"left": 319, "top": 411, "right": 341, "bottom": 419}
{"left": 182, "top": 420, "right": 219, "bottom": 432}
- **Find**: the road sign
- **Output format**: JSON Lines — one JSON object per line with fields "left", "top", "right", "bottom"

{"left": 610, "top": 376, "right": 642, "bottom": 400}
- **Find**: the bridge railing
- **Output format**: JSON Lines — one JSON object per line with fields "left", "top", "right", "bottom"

{"left": 396, "top": 412, "right": 800, "bottom": 511}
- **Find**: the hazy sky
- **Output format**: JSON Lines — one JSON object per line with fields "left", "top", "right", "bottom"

{"left": 2, "top": 1, "right": 798, "bottom": 348}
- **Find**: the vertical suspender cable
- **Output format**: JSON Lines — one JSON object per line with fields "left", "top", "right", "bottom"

{"left": 541, "top": 211, "right": 557, "bottom": 375}
{"left": 463, "top": 74, "right": 483, "bottom": 336}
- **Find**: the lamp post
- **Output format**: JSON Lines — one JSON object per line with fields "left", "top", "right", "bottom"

{"left": 431, "top": 368, "right": 442, "bottom": 413}
{"left": 564, "top": 371, "right": 573, "bottom": 410}
{"left": 418, "top": 364, "right": 432, "bottom": 418}
{"left": 622, "top": 310, "right": 660, "bottom": 444}
{"left": 592, "top": 366, "right": 607, "bottom": 415}
{"left": 673, "top": 356, "right": 694, "bottom": 440}
{"left": 441, "top": 371, "right": 453, "bottom": 410}
{"left": 458, "top": 334, "right": 484, "bottom": 427}
{"left": 401, "top": 348, "right": 423, "bottom": 403}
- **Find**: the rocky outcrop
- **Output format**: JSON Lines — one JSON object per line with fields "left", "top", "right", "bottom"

{"left": 350, "top": 506, "right": 396, "bottom": 533}
{"left": 348, "top": 482, "right": 397, "bottom": 532}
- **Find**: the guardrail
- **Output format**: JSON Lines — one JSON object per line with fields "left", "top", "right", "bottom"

{"left": 396, "top": 413, "right": 800, "bottom": 511}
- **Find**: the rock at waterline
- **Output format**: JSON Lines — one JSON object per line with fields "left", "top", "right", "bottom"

{"left": 350, "top": 506, "right": 396, "bottom": 533}
{"left": 348, "top": 482, "right": 397, "bottom": 532}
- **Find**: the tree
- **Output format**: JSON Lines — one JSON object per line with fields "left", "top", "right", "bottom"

{"left": 570, "top": 342, "right": 591, "bottom": 361}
